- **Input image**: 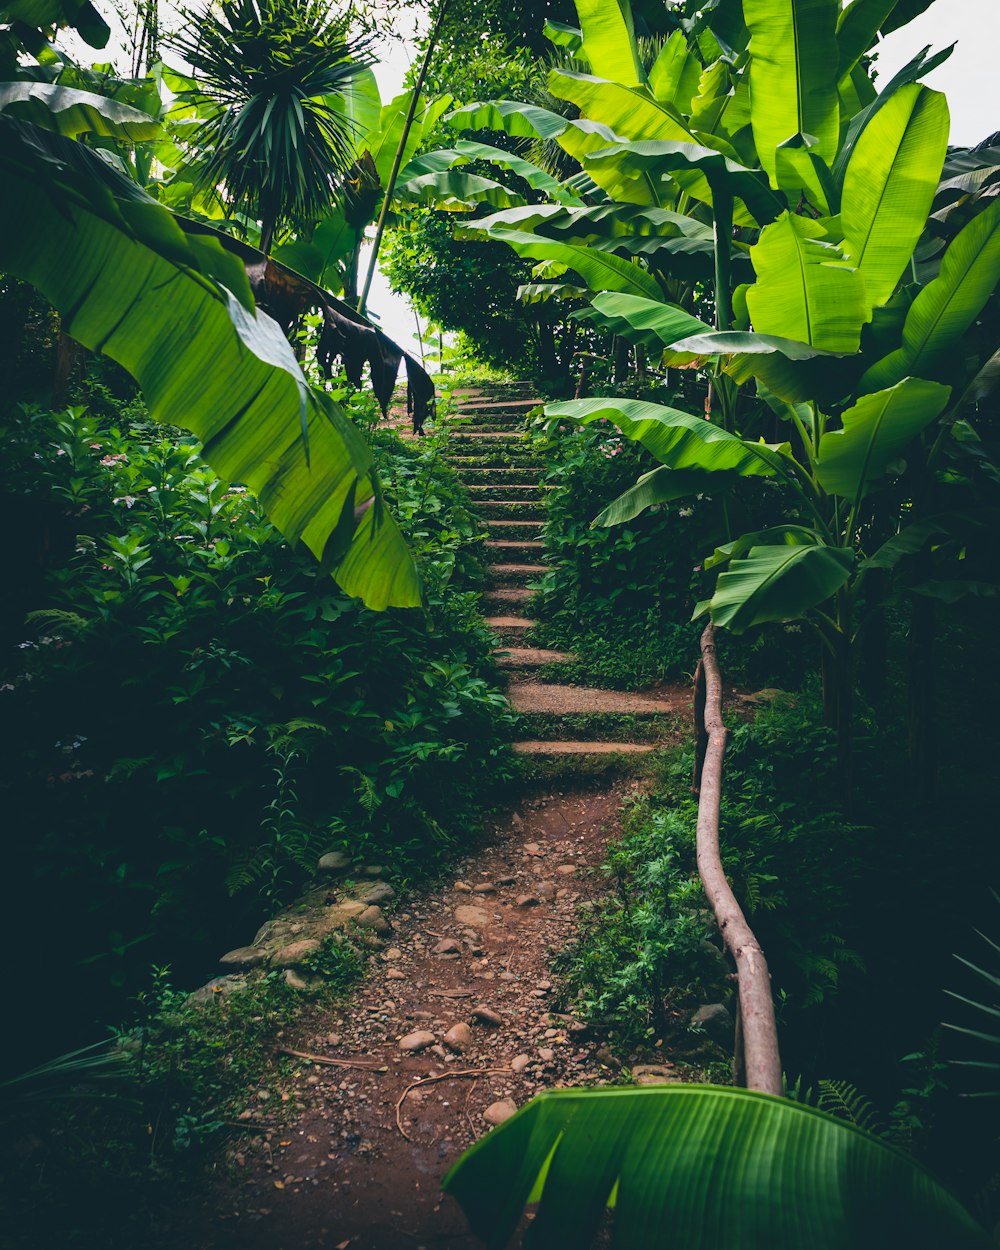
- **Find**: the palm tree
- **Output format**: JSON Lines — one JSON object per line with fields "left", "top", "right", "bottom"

{"left": 170, "top": 0, "right": 374, "bottom": 253}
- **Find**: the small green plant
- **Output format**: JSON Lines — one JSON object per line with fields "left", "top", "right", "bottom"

{"left": 301, "top": 935, "right": 366, "bottom": 992}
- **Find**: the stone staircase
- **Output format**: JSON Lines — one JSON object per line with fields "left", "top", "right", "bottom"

{"left": 441, "top": 384, "right": 688, "bottom": 764}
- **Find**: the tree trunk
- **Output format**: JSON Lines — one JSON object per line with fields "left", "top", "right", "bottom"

{"left": 694, "top": 624, "right": 784, "bottom": 1096}
{"left": 613, "top": 335, "right": 629, "bottom": 383}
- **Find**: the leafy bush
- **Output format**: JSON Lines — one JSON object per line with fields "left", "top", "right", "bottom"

{"left": 0, "top": 396, "right": 516, "bottom": 1066}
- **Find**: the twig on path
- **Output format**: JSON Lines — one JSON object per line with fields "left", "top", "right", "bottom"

{"left": 463, "top": 1079, "right": 479, "bottom": 1137}
{"left": 395, "top": 1068, "right": 510, "bottom": 1141}
{"left": 277, "top": 1047, "right": 384, "bottom": 1071}
{"left": 428, "top": 989, "right": 473, "bottom": 998}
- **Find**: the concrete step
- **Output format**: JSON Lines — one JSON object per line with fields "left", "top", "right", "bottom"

{"left": 506, "top": 681, "right": 688, "bottom": 716}
{"left": 512, "top": 741, "right": 657, "bottom": 757}
{"left": 485, "top": 615, "right": 536, "bottom": 638}
{"left": 482, "top": 587, "right": 534, "bottom": 611}
{"left": 488, "top": 564, "right": 546, "bottom": 587}
{"left": 494, "top": 647, "right": 576, "bottom": 669}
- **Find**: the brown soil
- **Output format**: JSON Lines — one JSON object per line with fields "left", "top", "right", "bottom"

{"left": 164, "top": 784, "right": 652, "bottom": 1250}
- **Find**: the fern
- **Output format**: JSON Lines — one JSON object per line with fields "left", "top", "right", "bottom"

{"left": 25, "top": 608, "right": 90, "bottom": 635}
{"left": 817, "top": 1080, "right": 887, "bottom": 1137}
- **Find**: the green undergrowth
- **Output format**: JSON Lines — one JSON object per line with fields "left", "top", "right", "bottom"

{"left": 0, "top": 381, "right": 516, "bottom": 1072}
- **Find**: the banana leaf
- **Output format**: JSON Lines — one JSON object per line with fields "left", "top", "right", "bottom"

{"left": 746, "top": 212, "right": 868, "bottom": 352}
{"left": 575, "top": 0, "right": 644, "bottom": 87}
{"left": 0, "top": 119, "right": 420, "bottom": 610}
{"left": 702, "top": 542, "right": 855, "bottom": 630}
{"left": 393, "top": 169, "right": 524, "bottom": 211}
{"left": 835, "top": 0, "right": 898, "bottom": 80}
{"left": 860, "top": 198, "right": 1000, "bottom": 391}
{"left": 445, "top": 99, "right": 571, "bottom": 142}
{"left": 450, "top": 139, "right": 583, "bottom": 204}
{"left": 648, "top": 29, "right": 703, "bottom": 112}
{"left": 481, "top": 228, "right": 663, "bottom": 299}
{"left": 442, "top": 1086, "right": 989, "bottom": 1250}
{"left": 0, "top": 82, "right": 160, "bottom": 139}
{"left": 517, "top": 282, "right": 590, "bottom": 304}
{"left": 4, "top": 0, "right": 109, "bottom": 45}
{"left": 543, "top": 18, "right": 583, "bottom": 52}
{"left": 743, "top": 0, "right": 841, "bottom": 184}
{"left": 544, "top": 397, "right": 789, "bottom": 478}
{"left": 582, "top": 292, "right": 712, "bottom": 351}
{"left": 841, "top": 84, "right": 949, "bottom": 308}
{"left": 705, "top": 524, "right": 820, "bottom": 569}
{"left": 593, "top": 465, "right": 722, "bottom": 526}
{"left": 816, "top": 378, "right": 951, "bottom": 504}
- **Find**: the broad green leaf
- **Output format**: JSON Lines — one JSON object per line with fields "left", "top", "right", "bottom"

{"left": 543, "top": 18, "right": 583, "bottom": 52}
{"left": 443, "top": 1086, "right": 988, "bottom": 1250}
{"left": 705, "top": 543, "right": 855, "bottom": 630}
{"left": 547, "top": 70, "right": 694, "bottom": 148}
{"left": 774, "top": 133, "right": 836, "bottom": 215}
{"left": 586, "top": 139, "right": 783, "bottom": 227}
{"left": 836, "top": 0, "right": 898, "bottom": 80}
{"left": 450, "top": 139, "right": 582, "bottom": 204}
{"left": 393, "top": 170, "right": 524, "bottom": 211}
{"left": 544, "top": 397, "right": 788, "bottom": 477}
{"left": 3, "top": 0, "right": 109, "bottom": 45}
{"left": 445, "top": 99, "right": 570, "bottom": 142}
{"left": 584, "top": 292, "right": 712, "bottom": 351}
{"left": 575, "top": 0, "right": 644, "bottom": 87}
{"left": 816, "top": 378, "right": 951, "bottom": 503}
{"left": 670, "top": 330, "right": 841, "bottom": 361}
{"left": 860, "top": 198, "right": 1000, "bottom": 391}
{"left": 593, "top": 466, "right": 722, "bottom": 526}
{"left": 670, "top": 328, "right": 846, "bottom": 402}
{"left": 744, "top": 0, "right": 841, "bottom": 184}
{"left": 648, "top": 30, "right": 703, "bottom": 112}
{"left": 0, "top": 82, "right": 160, "bottom": 139}
{"left": 557, "top": 119, "right": 663, "bottom": 206}
{"left": 368, "top": 91, "right": 452, "bottom": 186}
{"left": 861, "top": 512, "right": 983, "bottom": 570}
{"left": 517, "top": 282, "right": 590, "bottom": 304}
{"left": 484, "top": 229, "right": 663, "bottom": 299}
{"left": 746, "top": 212, "right": 868, "bottom": 352}
{"left": 337, "top": 66, "right": 381, "bottom": 154}
{"left": 0, "top": 121, "right": 419, "bottom": 610}
{"left": 705, "top": 524, "right": 820, "bottom": 570}
{"left": 841, "top": 85, "right": 949, "bottom": 308}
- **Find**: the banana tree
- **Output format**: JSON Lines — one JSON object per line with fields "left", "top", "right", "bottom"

{"left": 0, "top": 0, "right": 422, "bottom": 610}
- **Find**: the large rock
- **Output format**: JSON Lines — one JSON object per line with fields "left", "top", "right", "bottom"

{"left": 219, "top": 945, "right": 266, "bottom": 969}
{"left": 186, "top": 975, "right": 246, "bottom": 1006}
{"left": 454, "top": 904, "right": 490, "bottom": 928}
{"left": 483, "top": 1099, "right": 517, "bottom": 1126}
{"left": 443, "top": 1022, "right": 472, "bottom": 1053}
{"left": 314, "top": 901, "right": 366, "bottom": 934}
{"left": 270, "top": 938, "right": 321, "bottom": 968}
{"left": 318, "top": 850, "right": 351, "bottom": 873}
{"left": 398, "top": 1030, "right": 436, "bottom": 1052}
{"left": 632, "top": 1064, "right": 679, "bottom": 1086}
{"left": 357, "top": 881, "right": 394, "bottom": 905}
{"left": 356, "top": 905, "right": 391, "bottom": 935}
{"left": 691, "top": 1002, "right": 734, "bottom": 1048}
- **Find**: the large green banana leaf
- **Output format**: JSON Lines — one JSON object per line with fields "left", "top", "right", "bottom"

{"left": 547, "top": 70, "right": 695, "bottom": 149}
{"left": 445, "top": 99, "right": 571, "bottom": 142}
{"left": 702, "top": 543, "right": 855, "bottom": 630}
{"left": 705, "top": 524, "right": 821, "bottom": 570}
{"left": 648, "top": 30, "right": 703, "bottom": 112}
{"left": 583, "top": 292, "right": 712, "bottom": 351}
{"left": 816, "top": 378, "right": 951, "bottom": 504}
{"left": 841, "top": 85, "right": 949, "bottom": 309}
{"left": 575, "top": 0, "right": 644, "bottom": 87}
{"left": 0, "top": 121, "right": 420, "bottom": 610}
{"left": 442, "top": 1086, "right": 988, "bottom": 1250}
{"left": 0, "top": 82, "right": 160, "bottom": 139}
{"left": 367, "top": 91, "right": 453, "bottom": 187}
{"left": 585, "top": 139, "right": 783, "bottom": 228}
{"left": 835, "top": 0, "right": 899, "bottom": 80}
{"left": 544, "top": 397, "right": 789, "bottom": 477}
{"left": 516, "top": 282, "right": 590, "bottom": 304}
{"left": 448, "top": 139, "right": 582, "bottom": 205}
{"left": 593, "top": 465, "right": 722, "bottom": 525}
{"left": 480, "top": 229, "right": 663, "bottom": 299}
{"left": 393, "top": 169, "right": 524, "bottom": 212}
{"left": 558, "top": 120, "right": 664, "bottom": 206}
{"left": 5, "top": 0, "right": 109, "bottom": 44}
{"left": 744, "top": 0, "right": 841, "bottom": 184}
{"left": 668, "top": 329, "right": 846, "bottom": 402}
{"left": 860, "top": 198, "right": 1000, "bottom": 391}
{"left": 746, "top": 212, "right": 868, "bottom": 352}
{"left": 543, "top": 17, "right": 583, "bottom": 52}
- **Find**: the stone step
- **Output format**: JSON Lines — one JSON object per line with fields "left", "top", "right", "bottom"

{"left": 512, "top": 741, "right": 657, "bottom": 757}
{"left": 484, "top": 615, "right": 536, "bottom": 638}
{"left": 494, "top": 647, "right": 575, "bottom": 669}
{"left": 485, "top": 537, "right": 547, "bottom": 562}
{"left": 466, "top": 484, "right": 545, "bottom": 499}
{"left": 454, "top": 398, "right": 542, "bottom": 411}
{"left": 472, "top": 500, "right": 546, "bottom": 520}
{"left": 488, "top": 562, "right": 546, "bottom": 585}
{"left": 482, "top": 585, "right": 534, "bottom": 608}
{"left": 484, "top": 520, "right": 544, "bottom": 540}
{"left": 506, "top": 681, "right": 689, "bottom": 717}
{"left": 448, "top": 431, "right": 529, "bottom": 442}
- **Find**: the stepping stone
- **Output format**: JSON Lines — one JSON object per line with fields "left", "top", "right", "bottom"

{"left": 494, "top": 648, "right": 576, "bottom": 669}
{"left": 484, "top": 616, "right": 536, "bottom": 637}
{"left": 507, "top": 681, "right": 686, "bottom": 716}
{"left": 483, "top": 586, "right": 533, "bottom": 604}
{"left": 488, "top": 563, "right": 546, "bottom": 583}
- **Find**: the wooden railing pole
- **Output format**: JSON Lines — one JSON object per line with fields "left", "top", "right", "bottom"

{"left": 694, "top": 623, "right": 783, "bottom": 1096}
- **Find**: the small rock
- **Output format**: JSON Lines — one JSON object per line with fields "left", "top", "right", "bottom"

{"left": 186, "top": 975, "right": 245, "bottom": 1006}
{"left": 318, "top": 850, "right": 351, "bottom": 873}
{"left": 454, "top": 881, "right": 473, "bottom": 893}
{"left": 536, "top": 882, "right": 557, "bottom": 900}
{"left": 387, "top": 968, "right": 406, "bottom": 981}
{"left": 431, "top": 1044, "right": 448, "bottom": 1059}
{"left": 327, "top": 1033, "right": 342, "bottom": 1046}
{"left": 472, "top": 883, "right": 497, "bottom": 894}
{"left": 270, "top": 939, "right": 321, "bottom": 968}
{"left": 537, "top": 980, "right": 552, "bottom": 991}
{"left": 483, "top": 1099, "right": 518, "bottom": 1127}
{"left": 398, "top": 1030, "right": 436, "bottom": 1053}
{"left": 473, "top": 1006, "right": 502, "bottom": 1027}
{"left": 454, "top": 905, "right": 490, "bottom": 928}
{"left": 356, "top": 905, "right": 391, "bottom": 935}
{"left": 434, "top": 938, "right": 462, "bottom": 955}
{"left": 524, "top": 842, "right": 542, "bottom": 855}
{"left": 219, "top": 946, "right": 266, "bottom": 969}
{"left": 361, "top": 865, "right": 385, "bottom": 878}
{"left": 538, "top": 1048, "right": 555, "bottom": 1063}
{"left": 443, "top": 1023, "right": 473, "bottom": 1052}
{"left": 357, "top": 881, "right": 394, "bottom": 905}
{"left": 511, "top": 813, "right": 523, "bottom": 828}
{"left": 497, "top": 875, "right": 517, "bottom": 886}
{"left": 499, "top": 971, "right": 516, "bottom": 983}
{"left": 556, "top": 864, "right": 576, "bottom": 876}
{"left": 316, "top": 900, "right": 366, "bottom": 932}
{"left": 690, "top": 1002, "right": 735, "bottom": 1048}
{"left": 510, "top": 1054, "right": 531, "bottom": 1073}
{"left": 595, "top": 1045, "right": 620, "bottom": 1069}
{"left": 283, "top": 968, "right": 309, "bottom": 991}
{"left": 385, "top": 947, "right": 403, "bottom": 960}
{"left": 516, "top": 894, "right": 539, "bottom": 908}
{"left": 632, "top": 1064, "right": 678, "bottom": 1086}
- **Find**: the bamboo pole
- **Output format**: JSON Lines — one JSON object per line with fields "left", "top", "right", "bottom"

{"left": 694, "top": 623, "right": 783, "bottom": 1096}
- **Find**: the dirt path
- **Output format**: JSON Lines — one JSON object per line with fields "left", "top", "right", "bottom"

{"left": 168, "top": 783, "right": 647, "bottom": 1250}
